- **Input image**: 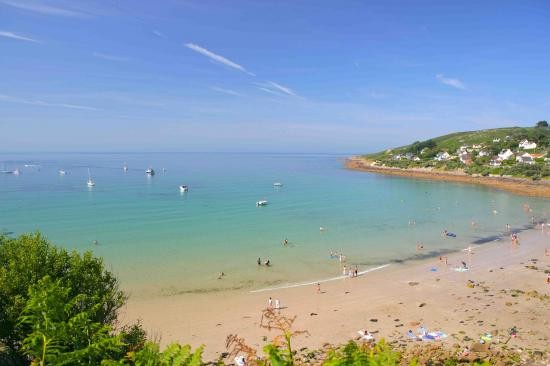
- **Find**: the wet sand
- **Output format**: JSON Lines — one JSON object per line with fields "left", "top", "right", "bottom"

{"left": 120, "top": 227, "right": 550, "bottom": 360}
{"left": 346, "top": 157, "right": 550, "bottom": 198}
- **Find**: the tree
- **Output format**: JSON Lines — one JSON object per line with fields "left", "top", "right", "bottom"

{"left": 0, "top": 232, "right": 126, "bottom": 356}
{"left": 536, "top": 120, "right": 548, "bottom": 128}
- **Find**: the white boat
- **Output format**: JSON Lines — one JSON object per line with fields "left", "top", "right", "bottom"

{"left": 256, "top": 200, "right": 268, "bottom": 206}
{"left": 87, "top": 168, "right": 95, "bottom": 187}
{"left": 146, "top": 167, "right": 155, "bottom": 176}
{"left": 179, "top": 185, "right": 189, "bottom": 193}
{"left": 12, "top": 168, "right": 20, "bottom": 175}
{"left": 273, "top": 182, "right": 283, "bottom": 187}
{"left": 123, "top": 163, "right": 128, "bottom": 172}
{"left": 59, "top": 170, "right": 66, "bottom": 175}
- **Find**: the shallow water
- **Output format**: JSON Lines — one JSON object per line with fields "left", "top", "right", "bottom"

{"left": 1, "top": 152, "right": 548, "bottom": 298}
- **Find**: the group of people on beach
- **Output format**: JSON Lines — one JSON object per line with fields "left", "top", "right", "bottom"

{"left": 258, "top": 257, "right": 271, "bottom": 266}
{"left": 342, "top": 265, "right": 359, "bottom": 277}
{"left": 267, "top": 296, "right": 281, "bottom": 310}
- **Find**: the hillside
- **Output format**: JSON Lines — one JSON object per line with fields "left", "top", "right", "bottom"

{"left": 363, "top": 123, "right": 550, "bottom": 180}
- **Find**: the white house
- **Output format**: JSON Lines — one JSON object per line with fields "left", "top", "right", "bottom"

{"left": 490, "top": 157, "right": 502, "bottom": 167}
{"left": 492, "top": 138, "right": 501, "bottom": 143}
{"left": 413, "top": 156, "right": 421, "bottom": 161}
{"left": 516, "top": 153, "right": 534, "bottom": 165}
{"left": 434, "top": 151, "right": 451, "bottom": 161}
{"left": 498, "top": 149, "right": 514, "bottom": 160}
{"left": 472, "top": 144, "right": 484, "bottom": 149}
{"left": 478, "top": 150, "right": 489, "bottom": 157}
{"left": 458, "top": 152, "right": 472, "bottom": 164}
{"left": 518, "top": 140, "right": 537, "bottom": 150}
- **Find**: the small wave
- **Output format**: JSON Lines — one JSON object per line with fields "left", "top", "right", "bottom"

{"left": 249, "top": 264, "right": 390, "bottom": 293}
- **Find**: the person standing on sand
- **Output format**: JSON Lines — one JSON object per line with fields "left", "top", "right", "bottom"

{"left": 342, "top": 265, "right": 347, "bottom": 276}
{"left": 547, "top": 273, "right": 550, "bottom": 285}
{"left": 268, "top": 297, "right": 273, "bottom": 308}
{"left": 316, "top": 282, "right": 321, "bottom": 294}
{"left": 275, "top": 299, "right": 280, "bottom": 310}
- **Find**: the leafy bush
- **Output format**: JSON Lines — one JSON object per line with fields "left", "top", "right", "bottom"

{"left": 18, "top": 276, "right": 123, "bottom": 365}
{"left": 0, "top": 233, "right": 126, "bottom": 357}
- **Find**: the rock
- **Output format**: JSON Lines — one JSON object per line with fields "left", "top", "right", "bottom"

{"left": 419, "top": 302, "right": 427, "bottom": 307}
{"left": 370, "top": 318, "right": 378, "bottom": 322}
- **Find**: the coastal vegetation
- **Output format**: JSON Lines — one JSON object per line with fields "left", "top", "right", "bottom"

{"left": 0, "top": 233, "right": 545, "bottom": 365}
{"left": 363, "top": 123, "right": 550, "bottom": 180}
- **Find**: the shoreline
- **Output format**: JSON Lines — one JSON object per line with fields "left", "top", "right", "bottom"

{"left": 121, "top": 225, "right": 550, "bottom": 360}
{"left": 345, "top": 156, "right": 550, "bottom": 198}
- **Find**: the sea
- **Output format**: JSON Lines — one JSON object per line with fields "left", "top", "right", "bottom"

{"left": 1, "top": 152, "right": 548, "bottom": 298}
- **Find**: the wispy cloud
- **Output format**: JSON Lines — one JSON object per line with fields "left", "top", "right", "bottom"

{"left": 436, "top": 74, "right": 466, "bottom": 90}
{"left": 152, "top": 30, "right": 165, "bottom": 38}
{"left": 255, "top": 81, "right": 299, "bottom": 97}
{"left": 256, "top": 87, "right": 280, "bottom": 96}
{"left": 93, "top": 52, "right": 128, "bottom": 62}
{"left": 0, "top": 30, "right": 39, "bottom": 43}
{"left": 1, "top": 0, "right": 85, "bottom": 17}
{"left": 210, "top": 86, "right": 243, "bottom": 96}
{"left": 0, "top": 94, "right": 98, "bottom": 110}
{"left": 184, "top": 43, "right": 255, "bottom": 76}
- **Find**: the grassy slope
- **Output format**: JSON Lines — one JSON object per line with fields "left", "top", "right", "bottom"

{"left": 365, "top": 127, "right": 546, "bottom": 159}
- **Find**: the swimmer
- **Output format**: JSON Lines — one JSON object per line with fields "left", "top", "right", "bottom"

{"left": 92, "top": 240, "right": 98, "bottom": 245}
{"left": 283, "top": 238, "right": 288, "bottom": 246}
{"left": 416, "top": 243, "right": 424, "bottom": 251}
{"left": 320, "top": 226, "right": 325, "bottom": 231}
{"left": 257, "top": 257, "right": 261, "bottom": 265}
{"left": 217, "top": 272, "right": 225, "bottom": 279}
{"left": 264, "top": 260, "right": 271, "bottom": 266}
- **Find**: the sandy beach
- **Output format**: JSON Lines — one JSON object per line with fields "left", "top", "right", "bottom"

{"left": 346, "top": 157, "right": 550, "bottom": 198}
{"left": 120, "top": 226, "right": 550, "bottom": 361}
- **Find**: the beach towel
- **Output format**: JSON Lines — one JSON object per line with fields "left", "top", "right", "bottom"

{"left": 454, "top": 267, "right": 469, "bottom": 272}
{"left": 421, "top": 331, "right": 447, "bottom": 341}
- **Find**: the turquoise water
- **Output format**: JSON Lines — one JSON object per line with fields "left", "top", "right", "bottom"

{"left": 1, "top": 152, "right": 548, "bottom": 298}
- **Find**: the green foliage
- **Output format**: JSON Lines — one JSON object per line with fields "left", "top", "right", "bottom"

{"left": 18, "top": 276, "right": 123, "bottom": 365}
{"left": 536, "top": 120, "right": 548, "bottom": 128}
{"left": 105, "top": 342, "right": 204, "bottom": 366}
{"left": 0, "top": 232, "right": 126, "bottom": 354}
{"left": 408, "top": 139, "right": 436, "bottom": 154}
{"left": 323, "top": 340, "right": 400, "bottom": 366}
{"left": 118, "top": 321, "right": 148, "bottom": 355}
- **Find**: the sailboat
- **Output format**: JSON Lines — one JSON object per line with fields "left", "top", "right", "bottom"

{"left": 123, "top": 163, "right": 128, "bottom": 172}
{"left": 145, "top": 167, "right": 155, "bottom": 176}
{"left": 87, "top": 169, "right": 95, "bottom": 187}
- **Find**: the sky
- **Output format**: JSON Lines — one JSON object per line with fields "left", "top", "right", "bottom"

{"left": 1, "top": 0, "right": 549, "bottom": 153}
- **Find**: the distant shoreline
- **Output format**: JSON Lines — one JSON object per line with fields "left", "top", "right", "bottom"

{"left": 346, "top": 156, "right": 550, "bottom": 198}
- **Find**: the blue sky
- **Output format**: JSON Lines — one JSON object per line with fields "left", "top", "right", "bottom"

{"left": 1, "top": 0, "right": 549, "bottom": 153}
